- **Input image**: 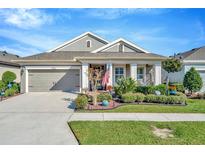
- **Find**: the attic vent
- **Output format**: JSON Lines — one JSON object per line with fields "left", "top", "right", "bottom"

{"left": 86, "top": 40, "right": 91, "bottom": 48}
{"left": 119, "top": 44, "right": 124, "bottom": 52}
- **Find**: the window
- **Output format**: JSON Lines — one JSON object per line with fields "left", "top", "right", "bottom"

{"left": 137, "top": 67, "right": 144, "bottom": 80}
{"left": 86, "top": 40, "right": 91, "bottom": 48}
{"left": 115, "top": 67, "right": 124, "bottom": 82}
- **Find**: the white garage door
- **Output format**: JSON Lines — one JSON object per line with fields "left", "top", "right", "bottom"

{"left": 199, "top": 71, "right": 205, "bottom": 92}
{"left": 28, "top": 69, "right": 80, "bottom": 92}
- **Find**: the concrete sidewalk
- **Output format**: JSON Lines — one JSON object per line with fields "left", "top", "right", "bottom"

{"left": 68, "top": 113, "right": 205, "bottom": 121}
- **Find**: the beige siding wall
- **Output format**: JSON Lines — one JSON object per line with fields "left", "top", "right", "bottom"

{"left": 0, "top": 64, "right": 20, "bottom": 82}
{"left": 102, "top": 43, "right": 119, "bottom": 52}
{"left": 56, "top": 35, "right": 106, "bottom": 52}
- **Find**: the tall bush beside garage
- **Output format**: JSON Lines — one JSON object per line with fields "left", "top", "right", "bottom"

{"left": 2, "top": 71, "right": 16, "bottom": 84}
{"left": 183, "top": 67, "right": 203, "bottom": 93}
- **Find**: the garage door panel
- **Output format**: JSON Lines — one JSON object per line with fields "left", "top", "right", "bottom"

{"left": 28, "top": 69, "right": 80, "bottom": 92}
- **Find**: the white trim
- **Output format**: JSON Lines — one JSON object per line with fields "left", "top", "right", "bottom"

{"left": 154, "top": 63, "right": 161, "bottom": 85}
{"left": 137, "top": 65, "right": 146, "bottom": 83}
{"left": 46, "top": 32, "right": 109, "bottom": 52}
{"left": 122, "top": 44, "right": 125, "bottom": 52}
{"left": 91, "top": 38, "right": 150, "bottom": 53}
{"left": 82, "top": 63, "right": 89, "bottom": 89}
{"left": 25, "top": 69, "right": 28, "bottom": 93}
{"left": 130, "top": 63, "right": 137, "bottom": 80}
{"left": 113, "top": 64, "right": 126, "bottom": 84}
{"left": 183, "top": 60, "right": 205, "bottom": 64}
{"left": 25, "top": 66, "right": 81, "bottom": 70}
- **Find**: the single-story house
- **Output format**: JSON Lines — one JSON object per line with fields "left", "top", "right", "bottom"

{"left": 14, "top": 32, "right": 166, "bottom": 93}
{"left": 162, "top": 46, "right": 205, "bottom": 92}
{"left": 0, "top": 51, "right": 20, "bottom": 82}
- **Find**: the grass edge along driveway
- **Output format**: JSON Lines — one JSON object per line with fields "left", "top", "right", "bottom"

{"left": 69, "top": 121, "right": 205, "bottom": 145}
{"left": 77, "top": 99, "right": 205, "bottom": 113}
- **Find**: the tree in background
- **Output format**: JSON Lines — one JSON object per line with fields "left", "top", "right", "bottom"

{"left": 183, "top": 67, "right": 203, "bottom": 94}
{"left": 2, "top": 71, "right": 16, "bottom": 84}
{"left": 162, "top": 58, "right": 182, "bottom": 95}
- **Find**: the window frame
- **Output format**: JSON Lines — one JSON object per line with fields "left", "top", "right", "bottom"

{"left": 114, "top": 65, "right": 126, "bottom": 83}
{"left": 136, "top": 66, "right": 146, "bottom": 83}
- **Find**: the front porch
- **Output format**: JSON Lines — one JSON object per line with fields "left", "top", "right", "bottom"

{"left": 81, "top": 61, "right": 162, "bottom": 91}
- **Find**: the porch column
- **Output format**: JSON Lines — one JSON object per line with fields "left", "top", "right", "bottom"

{"left": 130, "top": 64, "right": 137, "bottom": 80}
{"left": 106, "top": 63, "right": 113, "bottom": 86}
{"left": 154, "top": 63, "right": 161, "bottom": 85}
{"left": 82, "top": 63, "right": 89, "bottom": 90}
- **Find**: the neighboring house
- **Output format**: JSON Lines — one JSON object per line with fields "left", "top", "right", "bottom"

{"left": 162, "top": 46, "right": 205, "bottom": 92}
{"left": 14, "top": 32, "right": 165, "bottom": 93}
{"left": 0, "top": 51, "right": 20, "bottom": 82}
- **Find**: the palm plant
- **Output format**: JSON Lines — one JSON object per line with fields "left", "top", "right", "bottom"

{"left": 114, "top": 77, "right": 137, "bottom": 96}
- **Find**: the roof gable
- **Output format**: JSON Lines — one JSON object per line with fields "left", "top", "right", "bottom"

{"left": 175, "top": 46, "right": 205, "bottom": 61}
{"left": 184, "top": 47, "right": 205, "bottom": 60}
{"left": 91, "top": 38, "right": 150, "bottom": 53}
{"left": 48, "top": 32, "right": 109, "bottom": 52}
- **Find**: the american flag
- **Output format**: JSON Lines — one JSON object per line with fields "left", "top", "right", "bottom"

{"left": 102, "top": 70, "right": 110, "bottom": 86}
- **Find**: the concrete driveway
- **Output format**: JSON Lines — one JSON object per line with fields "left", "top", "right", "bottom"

{"left": 0, "top": 92, "right": 78, "bottom": 145}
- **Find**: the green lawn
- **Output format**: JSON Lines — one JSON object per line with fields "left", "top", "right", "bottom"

{"left": 78, "top": 99, "right": 205, "bottom": 113}
{"left": 69, "top": 121, "right": 205, "bottom": 145}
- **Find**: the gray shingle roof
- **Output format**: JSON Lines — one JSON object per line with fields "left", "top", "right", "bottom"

{"left": 174, "top": 46, "right": 205, "bottom": 60}
{"left": 0, "top": 51, "right": 20, "bottom": 66}
{"left": 17, "top": 51, "right": 166, "bottom": 61}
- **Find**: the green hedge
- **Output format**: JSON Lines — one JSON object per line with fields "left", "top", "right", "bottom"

{"left": 145, "top": 94, "right": 186, "bottom": 104}
{"left": 122, "top": 92, "right": 145, "bottom": 103}
{"left": 135, "top": 84, "right": 166, "bottom": 95}
{"left": 75, "top": 95, "right": 88, "bottom": 109}
{"left": 97, "top": 93, "right": 112, "bottom": 102}
{"left": 122, "top": 92, "right": 136, "bottom": 103}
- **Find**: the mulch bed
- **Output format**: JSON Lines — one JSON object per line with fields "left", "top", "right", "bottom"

{"left": 84, "top": 101, "right": 187, "bottom": 111}
{"left": 86, "top": 101, "right": 122, "bottom": 110}
{"left": 0, "top": 93, "right": 21, "bottom": 102}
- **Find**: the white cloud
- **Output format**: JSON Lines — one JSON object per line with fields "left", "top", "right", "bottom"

{"left": 86, "top": 8, "right": 168, "bottom": 20}
{"left": 0, "top": 9, "right": 53, "bottom": 29}
{"left": 0, "top": 29, "right": 62, "bottom": 51}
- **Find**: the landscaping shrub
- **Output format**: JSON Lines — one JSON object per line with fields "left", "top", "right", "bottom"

{"left": 2, "top": 71, "right": 16, "bottom": 84}
{"left": 183, "top": 67, "right": 203, "bottom": 93}
{"left": 0, "top": 80, "right": 6, "bottom": 91}
{"left": 121, "top": 92, "right": 136, "bottom": 103}
{"left": 135, "top": 84, "right": 166, "bottom": 95}
{"left": 134, "top": 93, "right": 145, "bottom": 103}
{"left": 75, "top": 95, "right": 88, "bottom": 109}
{"left": 175, "top": 83, "right": 185, "bottom": 93}
{"left": 4, "top": 89, "right": 16, "bottom": 97}
{"left": 97, "top": 92, "right": 112, "bottom": 102}
{"left": 176, "top": 92, "right": 187, "bottom": 98}
{"left": 145, "top": 94, "right": 157, "bottom": 103}
{"left": 154, "top": 84, "right": 167, "bottom": 95}
{"left": 145, "top": 94, "right": 186, "bottom": 104}
{"left": 114, "top": 77, "right": 137, "bottom": 96}
{"left": 12, "top": 83, "right": 20, "bottom": 93}
{"left": 156, "top": 95, "right": 167, "bottom": 103}
{"left": 135, "top": 86, "right": 148, "bottom": 94}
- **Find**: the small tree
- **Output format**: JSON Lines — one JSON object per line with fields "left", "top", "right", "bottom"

{"left": 162, "top": 58, "right": 182, "bottom": 95}
{"left": 183, "top": 67, "right": 203, "bottom": 94}
{"left": 88, "top": 67, "right": 104, "bottom": 105}
{"left": 2, "top": 71, "right": 16, "bottom": 84}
